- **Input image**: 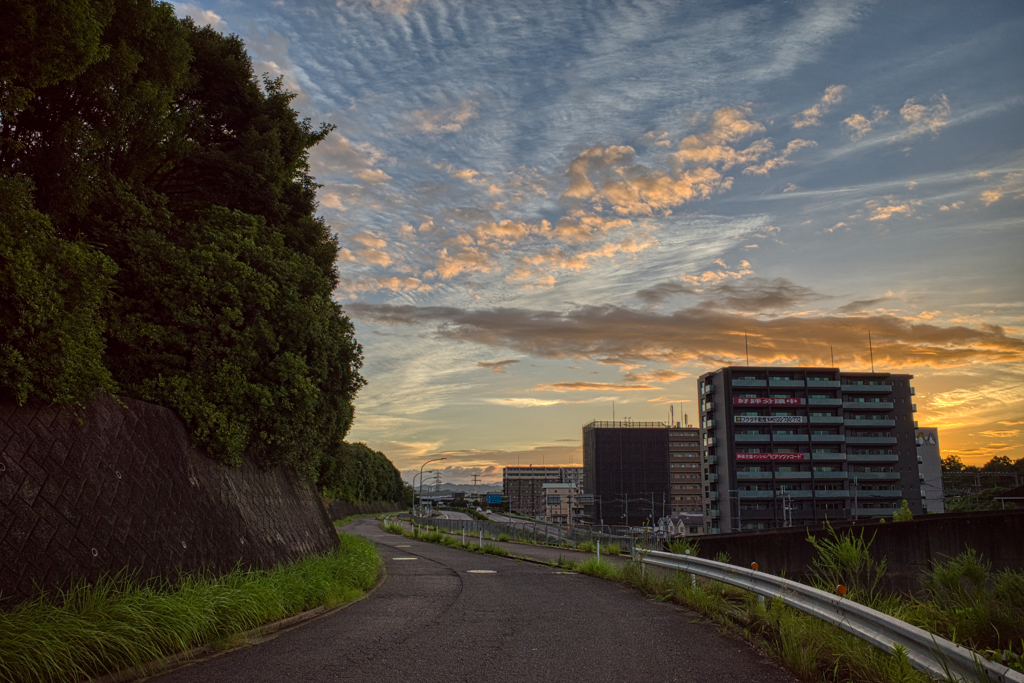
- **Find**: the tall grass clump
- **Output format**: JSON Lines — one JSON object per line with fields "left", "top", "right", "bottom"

{"left": 806, "top": 521, "right": 886, "bottom": 603}
{"left": 667, "top": 538, "right": 700, "bottom": 557}
{"left": 898, "top": 549, "right": 1024, "bottom": 655}
{"left": 0, "top": 534, "right": 379, "bottom": 683}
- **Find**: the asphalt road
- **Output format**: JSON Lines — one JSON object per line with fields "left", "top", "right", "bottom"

{"left": 151, "top": 518, "right": 796, "bottom": 683}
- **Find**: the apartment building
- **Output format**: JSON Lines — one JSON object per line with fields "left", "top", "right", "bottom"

{"left": 582, "top": 421, "right": 700, "bottom": 528}
{"left": 542, "top": 482, "right": 581, "bottom": 524}
{"left": 502, "top": 466, "right": 581, "bottom": 516}
{"left": 698, "top": 366, "right": 923, "bottom": 533}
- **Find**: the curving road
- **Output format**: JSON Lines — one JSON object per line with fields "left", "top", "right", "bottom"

{"left": 152, "top": 517, "right": 796, "bottom": 683}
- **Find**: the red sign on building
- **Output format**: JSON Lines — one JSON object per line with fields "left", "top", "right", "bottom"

{"left": 735, "top": 452, "right": 806, "bottom": 461}
{"left": 733, "top": 397, "right": 804, "bottom": 405}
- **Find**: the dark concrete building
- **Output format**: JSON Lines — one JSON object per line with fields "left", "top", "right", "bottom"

{"left": 582, "top": 421, "right": 700, "bottom": 528}
{"left": 698, "top": 366, "right": 923, "bottom": 534}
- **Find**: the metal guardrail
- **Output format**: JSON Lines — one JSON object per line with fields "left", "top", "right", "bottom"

{"left": 640, "top": 550, "right": 1023, "bottom": 683}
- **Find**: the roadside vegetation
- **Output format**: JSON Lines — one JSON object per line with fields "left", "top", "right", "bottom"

{"left": 388, "top": 517, "right": 1022, "bottom": 682}
{"left": 384, "top": 520, "right": 509, "bottom": 557}
{"left": 557, "top": 527, "right": 1024, "bottom": 682}
{"left": 0, "top": 534, "right": 380, "bottom": 683}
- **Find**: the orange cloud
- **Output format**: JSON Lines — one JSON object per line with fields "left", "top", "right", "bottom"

{"left": 792, "top": 85, "right": 847, "bottom": 129}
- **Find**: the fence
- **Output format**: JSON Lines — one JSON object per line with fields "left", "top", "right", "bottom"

{"left": 639, "top": 549, "right": 1023, "bottom": 683}
{"left": 406, "top": 514, "right": 668, "bottom": 553}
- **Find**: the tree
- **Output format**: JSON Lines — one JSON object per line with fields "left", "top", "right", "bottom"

{"left": 0, "top": 175, "right": 117, "bottom": 405}
{"left": 981, "top": 455, "right": 1014, "bottom": 472}
{"left": 941, "top": 455, "right": 965, "bottom": 473}
{"left": 1, "top": 1, "right": 368, "bottom": 480}
{"left": 892, "top": 499, "right": 913, "bottom": 522}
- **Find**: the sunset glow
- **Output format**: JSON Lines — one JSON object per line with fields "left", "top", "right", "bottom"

{"left": 172, "top": 0, "right": 1024, "bottom": 484}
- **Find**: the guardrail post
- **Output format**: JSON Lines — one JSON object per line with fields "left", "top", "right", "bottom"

{"left": 479, "top": 529, "right": 483, "bottom": 548}
{"left": 597, "top": 539, "right": 600, "bottom": 561}
{"left": 750, "top": 562, "right": 765, "bottom": 604}
{"left": 685, "top": 549, "right": 695, "bottom": 588}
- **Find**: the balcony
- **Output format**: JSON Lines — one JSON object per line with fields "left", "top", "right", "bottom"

{"left": 842, "top": 383, "right": 892, "bottom": 393}
{"left": 708, "top": 491, "right": 719, "bottom": 501}
{"left": 810, "top": 434, "right": 846, "bottom": 442}
{"left": 774, "top": 471, "right": 812, "bottom": 480}
{"left": 806, "top": 379, "right": 841, "bottom": 388}
{"left": 782, "top": 489, "right": 814, "bottom": 498}
{"left": 705, "top": 455, "right": 718, "bottom": 464}
{"left": 706, "top": 473, "right": 719, "bottom": 482}
{"left": 853, "top": 507, "right": 897, "bottom": 517}
{"left": 701, "top": 401, "right": 715, "bottom": 411}
{"left": 809, "top": 415, "right": 844, "bottom": 424}
{"left": 846, "top": 436, "right": 898, "bottom": 445}
{"left": 739, "top": 490, "right": 775, "bottom": 498}
{"left": 708, "top": 510, "right": 720, "bottom": 518}
{"left": 704, "top": 419, "right": 715, "bottom": 428}
{"left": 732, "top": 379, "right": 767, "bottom": 387}
{"left": 769, "top": 379, "right": 805, "bottom": 387}
{"left": 811, "top": 452, "right": 847, "bottom": 461}
{"left": 910, "top": 387, "right": 916, "bottom": 396}
{"left": 814, "top": 490, "right": 851, "bottom": 498}
{"left": 850, "top": 471, "right": 900, "bottom": 480}
{"left": 854, "top": 489, "right": 902, "bottom": 498}
{"left": 842, "top": 401, "right": 893, "bottom": 410}
{"left": 772, "top": 433, "right": 809, "bottom": 442}
{"left": 737, "top": 471, "right": 773, "bottom": 479}
{"left": 808, "top": 397, "right": 842, "bottom": 406}
{"left": 704, "top": 436, "right": 717, "bottom": 445}
{"left": 847, "top": 452, "right": 899, "bottom": 462}
{"left": 844, "top": 419, "right": 895, "bottom": 427}
{"left": 735, "top": 434, "right": 770, "bottom": 442}
{"left": 813, "top": 471, "right": 848, "bottom": 480}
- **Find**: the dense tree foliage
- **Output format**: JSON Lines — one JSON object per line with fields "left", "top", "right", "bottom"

{"left": 0, "top": 0, "right": 388, "bottom": 488}
{"left": 942, "top": 454, "right": 1024, "bottom": 474}
{"left": 318, "top": 442, "right": 412, "bottom": 505}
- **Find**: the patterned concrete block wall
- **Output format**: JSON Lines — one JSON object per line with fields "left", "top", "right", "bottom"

{"left": 0, "top": 393, "right": 339, "bottom": 606}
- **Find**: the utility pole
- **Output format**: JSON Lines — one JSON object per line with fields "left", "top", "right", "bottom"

{"left": 471, "top": 473, "right": 480, "bottom": 497}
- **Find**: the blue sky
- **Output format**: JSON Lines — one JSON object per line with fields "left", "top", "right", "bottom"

{"left": 174, "top": 0, "right": 1023, "bottom": 485}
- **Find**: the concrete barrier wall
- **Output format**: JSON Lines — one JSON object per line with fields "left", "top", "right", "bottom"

{"left": 0, "top": 393, "right": 339, "bottom": 606}
{"left": 695, "top": 510, "right": 1024, "bottom": 594}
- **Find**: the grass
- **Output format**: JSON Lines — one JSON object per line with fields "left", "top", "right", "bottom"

{"left": 554, "top": 524, "right": 1023, "bottom": 683}
{"left": 384, "top": 520, "right": 510, "bottom": 557}
{"left": 0, "top": 534, "right": 380, "bottom": 683}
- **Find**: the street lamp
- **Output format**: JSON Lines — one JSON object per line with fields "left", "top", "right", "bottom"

{"left": 419, "top": 457, "right": 447, "bottom": 516}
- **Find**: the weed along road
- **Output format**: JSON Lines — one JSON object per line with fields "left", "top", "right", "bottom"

{"left": 152, "top": 517, "right": 796, "bottom": 683}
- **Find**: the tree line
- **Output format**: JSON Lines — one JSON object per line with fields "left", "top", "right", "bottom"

{"left": 0, "top": 0, "right": 406, "bottom": 504}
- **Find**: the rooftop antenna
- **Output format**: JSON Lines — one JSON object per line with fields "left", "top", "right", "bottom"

{"left": 612, "top": 400, "right": 615, "bottom": 422}
{"left": 745, "top": 331, "right": 750, "bottom": 366}
{"left": 830, "top": 345, "right": 834, "bottom": 368}
{"left": 868, "top": 331, "right": 875, "bottom": 372}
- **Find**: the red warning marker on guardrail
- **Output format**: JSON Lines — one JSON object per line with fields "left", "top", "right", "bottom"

{"left": 750, "top": 561, "right": 758, "bottom": 571}
{"left": 836, "top": 584, "right": 847, "bottom": 597}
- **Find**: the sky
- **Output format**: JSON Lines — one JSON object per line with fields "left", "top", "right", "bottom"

{"left": 172, "top": 0, "right": 1024, "bottom": 487}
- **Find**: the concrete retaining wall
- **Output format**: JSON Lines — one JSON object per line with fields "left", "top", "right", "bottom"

{"left": 695, "top": 510, "right": 1024, "bottom": 594}
{"left": 0, "top": 393, "right": 338, "bottom": 606}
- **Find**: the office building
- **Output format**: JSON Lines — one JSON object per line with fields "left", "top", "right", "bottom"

{"left": 698, "top": 366, "right": 924, "bottom": 533}
{"left": 582, "top": 421, "right": 700, "bottom": 528}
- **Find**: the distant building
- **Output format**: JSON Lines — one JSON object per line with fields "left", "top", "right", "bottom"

{"left": 698, "top": 366, "right": 925, "bottom": 533}
{"left": 542, "top": 482, "right": 580, "bottom": 524}
{"left": 581, "top": 421, "right": 700, "bottom": 528}
{"left": 502, "top": 466, "right": 581, "bottom": 516}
